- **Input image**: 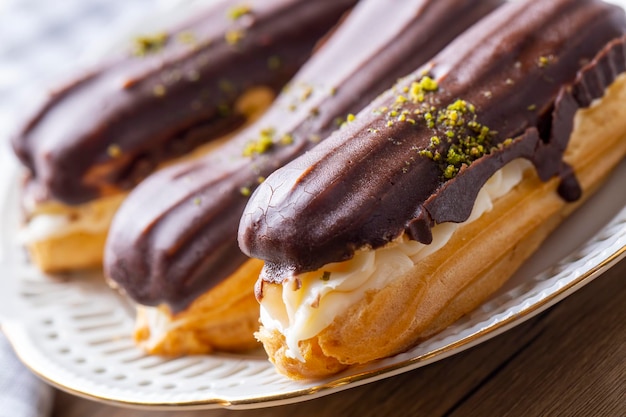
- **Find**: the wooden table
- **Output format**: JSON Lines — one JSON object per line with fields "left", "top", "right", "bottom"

{"left": 51, "top": 257, "right": 626, "bottom": 417}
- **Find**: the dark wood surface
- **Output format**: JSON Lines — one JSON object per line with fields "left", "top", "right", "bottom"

{"left": 52, "top": 257, "right": 626, "bottom": 417}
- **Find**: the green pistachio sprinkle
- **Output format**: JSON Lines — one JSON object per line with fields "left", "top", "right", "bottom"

{"left": 444, "top": 164, "right": 457, "bottom": 179}
{"left": 240, "top": 187, "right": 251, "bottom": 197}
{"left": 527, "top": 104, "right": 537, "bottom": 111}
{"left": 243, "top": 128, "right": 275, "bottom": 157}
{"left": 152, "top": 84, "right": 167, "bottom": 97}
{"left": 225, "top": 29, "right": 244, "bottom": 45}
{"left": 257, "top": 176, "right": 265, "bottom": 184}
{"left": 107, "top": 144, "right": 122, "bottom": 158}
{"left": 412, "top": 96, "right": 500, "bottom": 180}
{"left": 395, "top": 95, "right": 408, "bottom": 105}
{"left": 280, "top": 134, "right": 293, "bottom": 145}
{"left": 538, "top": 56, "right": 551, "bottom": 68}
{"left": 309, "top": 134, "right": 321, "bottom": 143}
{"left": 177, "top": 31, "right": 196, "bottom": 45}
{"left": 132, "top": 32, "right": 168, "bottom": 56}
{"left": 228, "top": 5, "right": 252, "bottom": 20}
{"left": 193, "top": 197, "right": 202, "bottom": 206}
{"left": 346, "top": 113, "right": 356, "bottom": 122}
{"left": 300, "top": 85, "right": 313, "bottom": 101}
{"left": 267, "top": 55, "right": 281, "bottom": 70}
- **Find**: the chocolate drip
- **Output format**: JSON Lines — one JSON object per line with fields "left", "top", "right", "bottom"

{"left": 105, "top": 0, "right": 502, "bottom": 312}
{"left": 11, "top": 0, "right": 356, "bottom": 206}
{"left": 239, "top": 0, "right": 626, "bottom": 280}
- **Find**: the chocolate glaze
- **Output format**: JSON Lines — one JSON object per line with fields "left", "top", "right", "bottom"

{"left": 239, "top": 0, "right": 626, "bottom": 281}
{"left": 11, "top": 0, "right": 356, "bottom": 206}
{"left": 105, "top": 0, "right": 503, "bottom": 312}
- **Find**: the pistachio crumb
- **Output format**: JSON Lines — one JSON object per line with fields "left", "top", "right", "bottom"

{"left": 243, "top": 128, "right": 274, "bottom": 156}
{"left": 538, "top": 56, "right": 551, "bottom": 68}
{"left": 132, "top": 32, "right": 168, "bottom": 56}
{"left": 419, "top": 76, "right": 439, "bottom": 91}
{"left": 240, "top": 187, "right": 251, "bottom": 197}
{"left": 225, "top": 29, "right": 244, "bottom": 45}
{"left": 152, "top": 84, "right": 167, "bottom": 97}
{"left": 280, "top": 133, "right": 294, "bottom": 145}
{"left": 444, "top": 165, "right": 457, "bottom": 179}
{"left": 228, "top": 5, "right": 252, "bottom": 20}
{"left": 300, "top": 85, "right": 313, "bottom": 101}
{"left": 176, "top": 31, "right": 196, "bottom": 45}
{"left": 107, "top": 144, "right": 122, "bottom": 158}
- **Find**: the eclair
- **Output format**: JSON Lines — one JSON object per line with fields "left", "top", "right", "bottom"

{"left": 239, "top": 0, "right": 626, "bottom": 379}
{"left": 11, "top": 0, "right": 356, "bottom": 273}
{"left": 105, "top": 0, "right": 503, "bottom": 355}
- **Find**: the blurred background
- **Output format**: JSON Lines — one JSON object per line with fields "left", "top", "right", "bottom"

{"left": 0, "top": 2, "right": 172, "bottom": 415}
{"left": 0, "top": 0, "right": 202, "bottom": 151}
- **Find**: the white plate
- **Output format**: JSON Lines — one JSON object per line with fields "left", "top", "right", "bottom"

{"left": 2, "top": 0, "right": 626, "bottom": 409}
{"left": 0, "top": 158, "right": 624, "bottom": 410}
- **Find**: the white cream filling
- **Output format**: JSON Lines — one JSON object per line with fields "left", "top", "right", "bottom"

{"left": 18, "top": 194, "right": 125, "bottom": 244}
{"left": 259, "top": 158, "right": 532, "bottom": 361}
{"left": 135, "top": 305, "right": 185, "bottom": 350}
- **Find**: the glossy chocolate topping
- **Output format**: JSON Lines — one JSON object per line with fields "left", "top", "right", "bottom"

{"left": 239, "top": 0, "right": 626, "bottom": 280}
{"left": 105, "top": 0, "right": 502, "bottom": 312}
{"left": 11, "top": 0, "right": 356, "bottom": 206}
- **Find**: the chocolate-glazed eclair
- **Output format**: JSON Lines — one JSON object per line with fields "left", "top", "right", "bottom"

{"left": 11, "top": 0, "right": 356, "bottom": 272}
{"left": 239, "top": 0, "right": 626, "bottom": 379}
{"left": 105, "top": 0, "right": 502, "bottom": 355}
